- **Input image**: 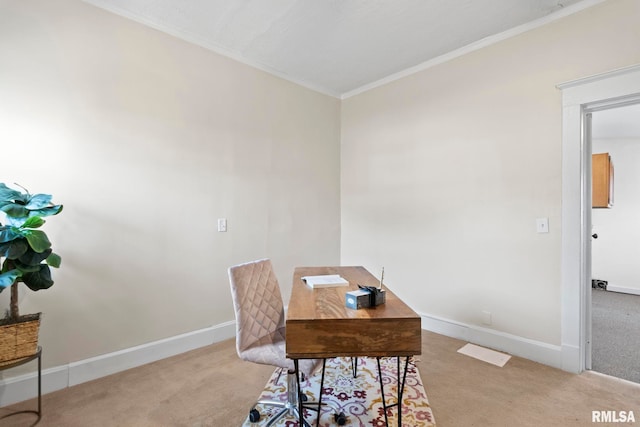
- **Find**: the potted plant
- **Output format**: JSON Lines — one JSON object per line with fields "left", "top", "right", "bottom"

{"left": 0, "top": 183, "right": 63, "bottom": 363}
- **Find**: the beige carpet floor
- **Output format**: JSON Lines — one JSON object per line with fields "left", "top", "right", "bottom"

{"left": 1, "top": 330, "right": 639, "bottom": 426}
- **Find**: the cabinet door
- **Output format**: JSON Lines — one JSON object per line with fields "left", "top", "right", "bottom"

{"left": 592, "top": 153, "right": 613, "bottom": 208}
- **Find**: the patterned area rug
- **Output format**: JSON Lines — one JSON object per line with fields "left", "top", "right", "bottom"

{"left": 242, "top": 357, "right": 436, "bottom": 426}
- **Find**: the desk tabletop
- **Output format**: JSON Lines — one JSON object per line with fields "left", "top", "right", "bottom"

{"left": 286, "top": 266, "right": 422, "bottom": 359}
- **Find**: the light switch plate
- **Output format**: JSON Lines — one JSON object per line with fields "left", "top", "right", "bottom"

{"left": 536, "top": 218, "right": 549, "bottom": 233}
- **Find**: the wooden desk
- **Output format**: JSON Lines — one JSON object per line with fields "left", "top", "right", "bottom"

{"left": 286, "top": 266, "right": 421, "bottom": 358}
{"left": 286, "top": 266, "right": 421, "bottom": 426}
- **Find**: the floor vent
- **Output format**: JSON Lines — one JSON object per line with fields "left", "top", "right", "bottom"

{"left": 592, "top": 279, "right": 608, "bottom": 290}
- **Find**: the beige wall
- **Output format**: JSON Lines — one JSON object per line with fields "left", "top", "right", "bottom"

{"left": 341, "top": 0, "right": 640, "bottom": 345}
{"left": 0, "top": 0, "right": 341, "bottom": 369}
{"left": 2, "top": 0, "right": 640, "bottom": 382}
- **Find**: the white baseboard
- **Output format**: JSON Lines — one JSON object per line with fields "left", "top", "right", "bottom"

{"left": 0, "top": 321, "right": 235, "bottom": 408}
{"left": 561, "top": 343, "right": 582, "bottom": 374}
{"left": 419, "top": 312, "right": 564, "bottom": 370}
{"left": 2, "top": 314, "right": 572, "bottom": 408}
{"left": 606, "top": 285, "right": 640, "bottom": 296}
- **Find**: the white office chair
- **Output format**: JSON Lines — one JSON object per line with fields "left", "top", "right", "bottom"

{"left": 228, "top": 259, "right": 340, "bottom": 426}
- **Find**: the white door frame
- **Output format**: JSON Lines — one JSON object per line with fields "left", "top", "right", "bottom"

{"left": 558, "top": 64, "right": 640, "bottom": 373}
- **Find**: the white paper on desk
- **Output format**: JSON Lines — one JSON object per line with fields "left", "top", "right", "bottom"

{"left": 302, "top": 274, "right": 349, "bottom": 288}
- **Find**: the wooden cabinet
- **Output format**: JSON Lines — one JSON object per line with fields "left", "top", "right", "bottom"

{"left": 592, "top": 153, "right": 614, "bottom": 208}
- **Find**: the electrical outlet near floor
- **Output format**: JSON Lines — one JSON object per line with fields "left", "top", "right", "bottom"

{"left": 481, "top": 310, "right": 492, "bottom": 325}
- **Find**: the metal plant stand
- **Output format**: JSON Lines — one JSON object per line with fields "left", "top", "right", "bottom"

{"left": 0, "top": 346, "right": 42, "bottom": 426}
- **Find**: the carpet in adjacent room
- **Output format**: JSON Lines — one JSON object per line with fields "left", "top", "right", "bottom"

{"left": 591, "top": 288, "right": 640, "bottom": 384}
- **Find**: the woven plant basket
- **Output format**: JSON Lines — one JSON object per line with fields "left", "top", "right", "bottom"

{"left": 0, "top": 312, "right": 41, "bottom": 365}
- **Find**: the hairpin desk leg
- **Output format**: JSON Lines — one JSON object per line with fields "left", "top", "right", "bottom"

{"left": 294, "top": 359, "right": 303, "bottom": 426}
{"left": 376, "top": 356, "right": 410, "bottom": 427}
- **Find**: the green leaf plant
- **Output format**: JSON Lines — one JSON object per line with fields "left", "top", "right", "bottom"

{"left": 0, "top": 183, "right": 63, "bottom": 321}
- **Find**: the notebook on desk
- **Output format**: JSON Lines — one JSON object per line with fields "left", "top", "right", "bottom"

{"left": 302, "top": 274, "right": 349, "bottom": 288}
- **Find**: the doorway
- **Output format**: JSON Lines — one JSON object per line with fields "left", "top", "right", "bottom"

{"left": 558, "top": 64, "right": 640, "bottom": 374}
{"left": 589, "top": 104, "right": 640, "bottom": 383}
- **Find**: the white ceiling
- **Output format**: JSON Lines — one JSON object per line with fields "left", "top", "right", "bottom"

{"left": 83, "top": 0, "right": 598, "bottom": 98}
{"left": 592, "top": 104, "right": 640, "bottom": 140}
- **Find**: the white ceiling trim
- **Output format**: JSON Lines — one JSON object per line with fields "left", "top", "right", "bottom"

{"left": 342, "top": 0, "right": 607, "bottom": 99}
{"left": 83, "top": 0, "right": 606, "bottom": 100}
{"left": 83, "top": 0, "right": 343, "bottom": 97}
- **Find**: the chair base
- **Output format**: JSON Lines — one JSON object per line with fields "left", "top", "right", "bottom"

{"left": 250, "top": 369, "right": 321, "bottom": 427}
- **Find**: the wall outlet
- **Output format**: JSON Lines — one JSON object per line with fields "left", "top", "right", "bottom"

{"left": 217, "top": 218, "right": 227, "bottom": 232}
{"left": 481, "top": 310, "right": 492, "bottom": 326}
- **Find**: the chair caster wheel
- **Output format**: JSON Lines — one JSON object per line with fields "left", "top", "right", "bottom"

{"left": 300, "top": 393, "right": 308, "bottom": 402}
{"left": 334, "top": 412, "right": 346, "bottom": 425}
{"left": 249, "top": 408, "right": 260, "bottom": 422}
